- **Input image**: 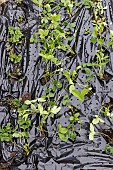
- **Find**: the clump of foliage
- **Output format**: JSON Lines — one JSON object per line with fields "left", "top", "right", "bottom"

{"left": 58, "top": 111, "right": 80, "bottom": 141}
{"left": 9, "top": 52, "right": 22, "bottom": 63}
{"left": 7, "top": 26, "right": 23, "bottom": 77}
{"left": 2, "top": 0, "right": 113, "bottom": 155}
{"left": 8, "top": 26, "right": 23, "bottom": 44}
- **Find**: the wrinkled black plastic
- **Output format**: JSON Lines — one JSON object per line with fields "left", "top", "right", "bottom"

{"left": 1, "top": 0, "right": 113, "bottom": 169}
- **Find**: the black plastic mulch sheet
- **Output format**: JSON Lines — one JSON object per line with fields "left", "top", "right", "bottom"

{"left": 1, "top": 0, "right": 113, "bottom": 169}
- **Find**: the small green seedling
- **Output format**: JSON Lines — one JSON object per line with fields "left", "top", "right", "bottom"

{"left": 89, "top": 115, "right": 104, "bottom": 140}
{"left": 82, "top": 0, "right": 93, "bottom": 9}
{"left": 8, "top": 26, "right": 23, "bottom": 44}
{"left": 9, "top": 53, "right": 22, "bottom": 63}
{"left": 69, "top": 85, "right": 91, "bottom": 101}
{"left": 103, "top": 144, "right": 113, "bottom": 154}
{"left": 58, "top": 112, "right": 80, "bottom": 141}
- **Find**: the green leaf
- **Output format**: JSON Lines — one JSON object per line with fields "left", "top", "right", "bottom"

{"left": 21, "top": 132, "right": 29, "bottom": 138}
{"left": 69, "top": 85, "right": 84, "bottom": 101}
{"left": 43, "top": 111, "right": 48, "bottom": 115}
{"left": 66, "top": 23, "right": 75, "bottom": 29}
{"left": 23, "top": 113, "right": 29, "bottom": 120}
{"left": 62, "top": 94, "right": 70, "bottom": 105}
{"left": 30, "top": 38, "right": 34, "bottom": 42}
{"left": 98, "top": 38, "right": 104, "bottom": 45}
{"left": 48, "top": 101, "right": 56, "bottom": 106}
{"left": 24, "top": 100, "right": 31, "bottom": 105}
{"left": 89, "top": 131, "right": 95, "bottom": 140}
{"left": 69, "top": 23, "right": 75, "bottom": 28}
{"left": 45, "top": 4, "right": 51, "bottom": 12}
{"left": 99, "top": 118, "right": 104, "bottom": 123}
{"left": 69, "top": 116, "right": 74, "bottom": 122}
{"left": 58, "top": 124, "right": 68, "bottom": 134}
{"left": 8, "top": 26, "right": 23, "bottom": 44}
{"left": 90, "top": 37, "right": 97, "bottom": 43}
{"left": 0, "top": 135, "right": 12, "bottom": 142}
{"left": 58, "top": 133, "right": 68, "bottom": 141}
{"left": 68, "top": 132, "right": 76, "bottom": 141}
{"left": 51, "top": 13, "right": 60, "bottom": 22}
{"left": 71, "top": 90, "right": 82, "bottom": 100}
{"left": 38, "top": 98, "right": 46, "bottom": 102}
{"left": 82, "top": 0, "right": 92, "bottom": 8}
{"left": 31, "top": 104, "right": 37, "bottom": 111}
{"left": 13, "top": 132, "right": 22, "bottom": 138}
{"left": 39, "top": 53, "right": 54, "bottom": 60}
{"left": 9, "top": 53, "right": 22, "bottom": 63}
{"left": 38, "top": 104, "right": 43, "bottom": 114}
{"left": 51, "top": 106, "right": 61, "bottom": 114}
{"left": 31, "top": 98, "right": 38, "bottom": 103}
{"left": 81, "top": 88, "right": 90, "bottom": 96}
{"left": 64, "top": 70, "right": 73, "bottom": 85}
{"left": 52, "top": 86, "right": 57, "bottom": 92}
{"left": 84, "top": 29, "right": 90, "bottom": 35}
{"left": 57, "top": 82, "right": 62, "bottom": 88}
{"left": 69, "top": 85, "right": 75, "bottom": 93}
{"left": 92, "top": 115, "right": 104, "bottom": 124}
{"left": 110, "top": 30, "right": 113, "bottom": 34}
{"left": 92, "top": 26, "right": 98, "bottom": 37}
{"left": 74, "top": 113, "right": 80, "bottom": 120}
{"left": 84, "top": 68, "right": 91, "bottom": 74}
{"left": 109, "top": 147, "right": 113, "bottom": 154}
{"left": 10, "top": 98, "right": 20, "bottom": 107}
{"left": 38, "top": 29, "right": 49, "bottom": 39}
{"left": 48, "top": 93, "right": 55, "bottom": 98}
{"left": 32, "top": 0, "right": 42, "bottom": 6}
{"left": 55, "top": 29, "right": 66, "bottom": 38}
{"left": 90, "top": 123, "right": 95, "bottom": 132}
{"left": 92, "top": 118, "right": 99, "bottom": 124}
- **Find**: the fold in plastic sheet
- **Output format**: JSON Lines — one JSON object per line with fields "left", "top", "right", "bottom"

{"left": 1, "top": 0, "right": 113, "bottom": 169}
